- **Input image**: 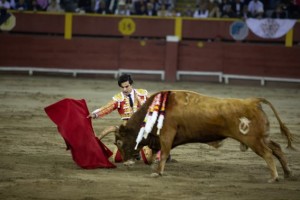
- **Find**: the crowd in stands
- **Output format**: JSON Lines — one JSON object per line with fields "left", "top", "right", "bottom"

{"left": 0, "top": 0, "right": 299, "bottom": 18}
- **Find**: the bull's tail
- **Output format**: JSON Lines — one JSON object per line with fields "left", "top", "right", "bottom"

{"left": 258, "top": 98, "right": 295, "bottom": 150}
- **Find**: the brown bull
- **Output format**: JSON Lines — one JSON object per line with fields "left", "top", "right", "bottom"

{"left": 114, "top": 90, "right": 294, "bottom": 182}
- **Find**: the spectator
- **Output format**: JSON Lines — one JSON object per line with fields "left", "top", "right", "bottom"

{"left": 169, "top": 7, "right": 181, "bottom": 16}
{"left": 9, "top": 0, "right": 16, "bottom": 9}
{"left": 15, "top": 0, "right": 29, "bottom": 11}
{"left": 29, "top": 0, "right": 46, "bottom": 11}
{"left": 193, "top": 2, "right": 209, "bottom": 18}
{"left": 232, "top": 0, "right": 245, "bottom": 17}
{"left": 146, "top": 2, "right": 157, "bottom": 16}
{"left": 271, "top": 4, "right": 287, "bottom": 18}
{"left": 95, "top": 0, "right": 112, "bottom": 14}
{"left": 221, "top": 4, "right": 236, "bottom": 17}
{"left": 0, "top": 0, "right": 11, "bottom": 9}
{"left": 149, "top": 0, "right": 159, "bottom": 12}
{"left": 126, "top": 0, "right": 136, "bottom": 15}
{"left": 267, "top": 0, "right": 281, "bottom": 10}
{"left": 60, "top": 0, "right": 78, "bottom": 12}
{"left": 182, "top": 3, "right": 194, "bottom": 17}
{"left": 135, "top": 1, "right": 148, "bottom": 15}
{"left": 0, "top": 0, "right": 10, "bottom": 26}
{"left": 219, "top": 0, "right": 232, "bottom": 17}
{"left": 157, "top": 3, "right": 171, "bottom": 16}
{"left": 158, "top": 0, "right": 174, "bottom": 10}
{"left": 78, "top": 0, "right": 92, "bottom": 13}
{"left": 108, "top": 0, "right": 119, "bottom": 14}
{"left": 248, "top": 0, "right": 264, "bottom": 18}
{"left": 93, "top": 0, "right": 100, "bottom": 13}
{"left": 37, "top": 0, "right": 48, "bottom": 10}
{"left": 286, "top": 0, "right": 300, "bottom": 18}
{"left": 134, "top": 0, "right": 147, "bottom": 15}
{"left": 47, "top": 0, "right": 64, "bottom": 12}
{"left": 241, "top": 4, "right": 251, "bottom": 19}
{"left": 208, "top": 1, "right": 221, "bottom": 18}
{"left": 115, "top": 0, "right": 130, "bottom": 15}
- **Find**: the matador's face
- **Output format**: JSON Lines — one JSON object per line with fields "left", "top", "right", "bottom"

{"left": 120, "top": 81, "right": 133, "bottom": 96}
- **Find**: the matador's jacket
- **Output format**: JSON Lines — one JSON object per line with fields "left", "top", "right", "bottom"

{"left": 92, "top": 89, "right": 148, "bottom": 120}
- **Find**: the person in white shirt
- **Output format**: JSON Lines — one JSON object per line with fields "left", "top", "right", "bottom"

{"left": 247, "top": 0, "right": 264, "bottom": 18}
{"left": 0, "top": 0, "right": 11, "bottom": 9}
{"left": 47, "top": 0, "right": 64, "bottom": 12}
{"left": 193, "top": 2, "right": 209, "bottom": 18}
{"left": 115, "top": 0, "right": 130, "bottom": 15}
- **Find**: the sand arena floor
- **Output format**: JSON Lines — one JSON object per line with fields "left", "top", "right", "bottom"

{"left": 0, "top": 75, "right": 299, "bottom": 200}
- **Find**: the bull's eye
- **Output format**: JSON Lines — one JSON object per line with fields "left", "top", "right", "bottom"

{"left": 116, "top": 140, "right": 123, "bottom": 147}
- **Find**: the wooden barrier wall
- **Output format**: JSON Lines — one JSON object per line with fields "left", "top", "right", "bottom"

{"left": 178, "top": 41, "right": 300, "bottom": 78}
{"left": 1, "top": 12, "right": 300, "bottom": 84}
{"left": 0, "top": 35, "right": 166, "bottom": 70}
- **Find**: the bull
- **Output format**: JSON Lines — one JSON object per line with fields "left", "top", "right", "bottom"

{"left": 114, "top": 90, "right": 294, "bottom": 182}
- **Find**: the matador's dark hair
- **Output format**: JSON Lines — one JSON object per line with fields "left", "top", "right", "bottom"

{"left": 118, "top": 74, "right": 133, "bottom": 87}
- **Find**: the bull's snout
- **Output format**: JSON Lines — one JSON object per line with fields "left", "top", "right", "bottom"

{"left": 123, "top": 160, "right": 135, "bottom": 166}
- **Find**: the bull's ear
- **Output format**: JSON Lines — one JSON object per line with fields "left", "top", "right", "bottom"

{"left": 116, "top": 140, "right": 123, "bottom": 147}
{"left": 117, "top": 124, "right": 126, "bottom": 137}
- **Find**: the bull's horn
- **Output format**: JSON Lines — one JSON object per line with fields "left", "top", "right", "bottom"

{"left": 99, "top": 125, "right": 119, "bottom": 139}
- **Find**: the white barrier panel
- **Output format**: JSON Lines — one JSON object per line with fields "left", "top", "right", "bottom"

{"left": 1, "top": 67, "right": 299, "bottom": 85}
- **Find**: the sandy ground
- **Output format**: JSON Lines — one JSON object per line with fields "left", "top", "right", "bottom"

{"left": 0, "top": 74, "right": 300, "bottom": 200}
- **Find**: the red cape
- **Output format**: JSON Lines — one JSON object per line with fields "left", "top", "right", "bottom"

{"left": 44, "top": 98, "right": 116, "bottom": 169}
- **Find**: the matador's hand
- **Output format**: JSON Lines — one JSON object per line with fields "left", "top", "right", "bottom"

{"left": 87, "top": 113, "right": 97, "bottom": 119}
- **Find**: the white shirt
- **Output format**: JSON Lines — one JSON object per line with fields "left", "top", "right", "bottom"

{"left": 193, "top": 9, "right": 209, "bottom": 18}
{"left": 248, "top": 0, "right": 264, "bottom": 14}
{"left": 0, "top": 0, "right": 11, "bottom": 9}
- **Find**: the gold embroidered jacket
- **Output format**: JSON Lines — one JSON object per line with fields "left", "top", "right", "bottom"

{"left": 93, "top": 89, "right": 148, "bottom": 120}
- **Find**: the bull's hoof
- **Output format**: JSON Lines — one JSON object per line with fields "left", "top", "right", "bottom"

{"left": 150, "top": 162, "right": 158, "bottom": 170}
{"left": 268, "top": 177, "right": 279, "bottom": 183}
{"left": 240, "top": 143, "right": 248, "bottom": 152}
{"left": 284, "top": 170, "right": 293, "bottom": 179}
{"left": 150, "top": 172, "right": 162, "bottom": 178}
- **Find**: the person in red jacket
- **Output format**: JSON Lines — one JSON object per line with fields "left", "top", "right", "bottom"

{"left": 87, "top": 74, "right": 153, "bottom": 163}
{"left": 87, "top": 73, "right": 149, "bottom": 138}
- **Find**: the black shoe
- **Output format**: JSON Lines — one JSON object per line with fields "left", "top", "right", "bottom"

{"left": 166, "top": 155, "right": 172, "bottom": 162}
{"left": 135, "top": 154, "right": 141, "bottom": 161}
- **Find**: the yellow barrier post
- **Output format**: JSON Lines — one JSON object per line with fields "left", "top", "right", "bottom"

{"left": 285, "top": 28, "right": 293, "bottom": 47}
{"left": 175, "top": 17, "right": 182, "bottom": 41}
{"left": 64, "top": 13, "right": 72, "bottom": 40}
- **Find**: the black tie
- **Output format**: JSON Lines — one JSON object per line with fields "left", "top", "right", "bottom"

{"left": 128, "top": 94, "right": 133, "bottom": 108}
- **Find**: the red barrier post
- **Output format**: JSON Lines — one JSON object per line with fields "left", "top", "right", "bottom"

{"left": 165, "top": 36, "right": 179, "bottom": 82}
